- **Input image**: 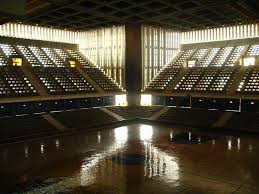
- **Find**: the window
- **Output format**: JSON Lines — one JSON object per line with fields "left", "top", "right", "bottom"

{"left": 243, "top": 57, "right": 255, "bottom": 66}
{"left": 11, "top": 57, "right": 23, "bottom": 66}
{"left": 115, "top": 94, "right": 127, "bottom": 106}
{"left": 141, "top": 94, "right": 152, "bottom": 106}
{"left": 187, "top": 60, "right": 196, "bottom": 67}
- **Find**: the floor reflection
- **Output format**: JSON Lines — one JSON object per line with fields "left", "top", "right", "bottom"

{"left": 0, "top": 124, "right": 259, "bottom": 194}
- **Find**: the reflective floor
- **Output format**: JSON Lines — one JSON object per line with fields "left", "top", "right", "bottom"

{"left": 1, "top": 124, "right": 259, "bottom": 194}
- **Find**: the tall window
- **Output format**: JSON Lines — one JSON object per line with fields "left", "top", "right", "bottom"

{"left": 79, "top": 26, "right": 125, "bottom": 88}
{"left": 142, "top": 26, "right": 180, "bottom": 88}
{"left": 0, "top": 23, "right": 79, "bottom": 44}
{"left": 181, "top": 23, "right": 259, "bottom": 44}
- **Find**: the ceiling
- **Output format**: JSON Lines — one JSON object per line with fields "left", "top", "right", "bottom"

{"left": 9, "top": 0, "right": 259, "bottom": 31}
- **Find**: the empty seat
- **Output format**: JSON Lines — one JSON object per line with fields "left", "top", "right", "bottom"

{"left": 194, "top": 68, "right": 220, "bottom": 91}
{"left": 226, "top": 46, "right": 246, "bottom": 66}
{"left": 211, "top": 47, "right": 234, "bottom": 67}
{"left": 66, "top": 49, "right": 122, "bottom": 92}
{"left": 16, "top": 45, "right": 40, "bottom": 66}
{"left": 246, "top": 45, "right": 259, "bottom": 56}
{"left": 238, "top": 66, "right": 259, "bottom": 93}
{"left": 0, "top": 66, "right": 37, "bottom": 97}
{"left": 145, "top": 68, "right": 180, "bottom": 91}
{"left": 209, "top": 67, "right": 237, "bottom": 92}
{"left": 29, "top": 46, "right": 54, "bottom": 67}
{"left": 42, "top": 47, "right": 65, "bottom": 67}
{"left": 32, "top": 67, "right": 95, "bottom": 94}
{"left": 174, "top": 68, "right": 204, "bottom": 91}
{"left": 199, "top": 48, "right": 220, "bottom": 67}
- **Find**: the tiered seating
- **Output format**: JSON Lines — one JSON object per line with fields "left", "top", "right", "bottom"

{"left": 107, "top": 106, "right": 163, "bottom": 119}
{"left": 190, "top": 48, "right": 208, "bottom": 60}
{"left": 246, "top": 45, "right": 259, "bottom": 56}
{"left": 32, "top": 67, "right": 95, "bottom": 94}
{"left": 66, "top": 49, "right": 121, "bottom": 92}
{"left": 209, "top": 67, "right": 237, "bottom": 92}
{"left": 53, "top": 48, "right": 70, "bottom": 62}
{"left": 0, "top": 44, "right": 18, "bottom": 57}
{"left": 225, "top": 112, "right": 259, "bottom": 131}
{"left": 145, "top": 68, "right": 180, "bottom": 91}
{"left": 0, "top": 51, "right": 7, "bottom": 66}
{"left": 226, "top": 46, "right": 246, "bottom": 66}
{"left": 194, "top": 68, "right": 220, "bottom": 91}
{"left": 0, "top": 115, "right": 57, "bottom": 141}
{"left": 16, "top": 45, "right": 40, "bottom": 66}
{"left": 28, "top": 46, "right": 54, "bottom": 67}
{"left": 198, "top": 48, "right": 220, "bottom": 67}
{"left": 41, "top": 47, "right": 65, "bottom": 67}
{"left": 52, "top": 108, "right": 117, "bottom": 129}
{"left": 211, "top": 47, "right": 233, "bottom": 67}
{"left": 0, "top": 66, "right": 37, "bottom": 97}
{"left": 174, "top": 68, "right": 204, "bottom": 91}
{"left": 157, "top": 108, "right": 222, "bottom": 127}
{"left": 238, "top": 66, "right": 259, "bottom": 93}
{"left": 173, "top": 49, "right": 194, "bottom": 67}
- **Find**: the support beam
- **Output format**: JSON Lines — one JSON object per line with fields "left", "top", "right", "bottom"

{"left": 76, "top": 66, "right": 104, "bottom": 93}
{"left": 100, "top": 107, "right": 124, "bottom": 121}
{"left": 125, "top": 24, "right": 142, "bottom": 106}
{"left": 212, "top": 112, "right": 234, "bottom": 128}
{"left": 150, "top": 106, "right": 170, "bottom": 120}
{"left": 21, "top": 67, "right": 48, "bottom": 96}
{"left": 42, "top": 114, "right": 66, "bottom": 131}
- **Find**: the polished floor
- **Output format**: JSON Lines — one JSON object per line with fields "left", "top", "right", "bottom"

{"left": 0, "top": 124, "right": 259, "bottom": 194}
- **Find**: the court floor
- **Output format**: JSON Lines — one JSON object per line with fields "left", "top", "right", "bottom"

{"left": 0, "top": 124, "right": 259, "bottom": 194}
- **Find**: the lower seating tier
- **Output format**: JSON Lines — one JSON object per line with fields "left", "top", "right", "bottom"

{"left": 107, "top": 106, "right": 163, "bottom": 120}
{"left": 158, "top": 108, "right": 222, "bottom": 127}
{"left": 0, "top": 115, "right": 57, "bottom": 141}
{"left": 52, "top": 108, "right": 118, "bottom": 129}
{"left": 238, "top": 66, "right": 259, "bottom": 93}
{"left": 32, "top": 67, "right": 96, "bottom": 94}
{"left": 146, "top": 67, "right": 239, "bottom": 93}
{"left": 83, "top": 67, "right": 121, "bottom": 92}
{"left": 0, "top": 66, "right": 37, "bottom": 97}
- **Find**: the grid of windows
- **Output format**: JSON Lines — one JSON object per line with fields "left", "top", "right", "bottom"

{"left": 79, "top": 26, "right": 125, "bottom": 88}
{"left": 142, "top": 26, "right": 180, "bottom": 88}
{"left": 182, "top": 23, "right": 259, "bottom": 44}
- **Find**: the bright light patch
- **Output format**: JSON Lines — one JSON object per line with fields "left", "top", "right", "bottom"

{"left": 187, "top": 60, "right": 196, "bottom": 67}
{"left": 141, "top": 94, "right": 152, "bottom": 106}
{"left": 115, "top": 94, "right": 127, "bottom": 106}
{"left": 140, "top": 125, "right": 153, "bottom": 141}
{"left": 11, "top": 57, "right": 22, "bottom": 66}
{"left": 68, "top": 60, "right": 76, "bottom": 67}
{"left": 114, "top": 126, "right": 128, "bottom": 142}
{"left": 243, "top": 57, "right": 255, "bottom": 66}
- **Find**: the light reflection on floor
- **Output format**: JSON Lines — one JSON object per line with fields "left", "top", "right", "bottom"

{"left": 0, "top": 124, "right": 259, "bottom": 194}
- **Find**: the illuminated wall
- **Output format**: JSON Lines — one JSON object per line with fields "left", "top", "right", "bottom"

{"left": 0, "top": 23, "right": 79, "bottom": 44}
{"left": 142, "top": 26, "right": 181, "bottom": 88}
{"left": 79, "top": 26, "right": 126, "bottom": 88}
{"left": 181, "top": 23, "right": 259, "bottom": 44}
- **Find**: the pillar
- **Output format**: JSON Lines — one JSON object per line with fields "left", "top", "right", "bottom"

{"left": 125, "top": 24, "right": 142, "bottom": 106}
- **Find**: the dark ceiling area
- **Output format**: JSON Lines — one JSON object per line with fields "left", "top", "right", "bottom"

{"left": 7, "top": 0, "right": 259, "bottom": 31}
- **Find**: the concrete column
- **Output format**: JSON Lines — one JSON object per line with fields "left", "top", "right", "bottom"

{"left": 125, "top": 24, "right": 142, "bottom": 106}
